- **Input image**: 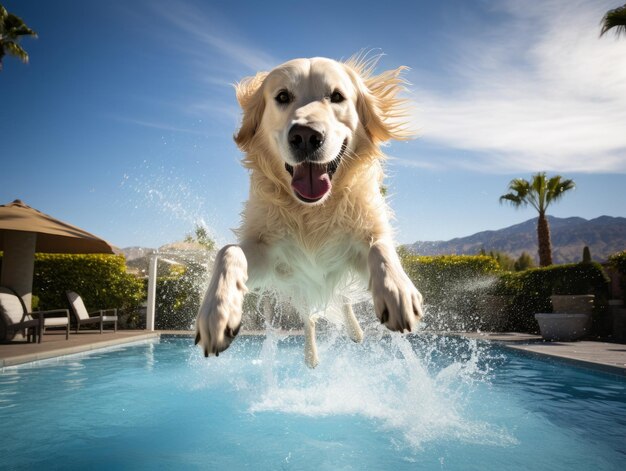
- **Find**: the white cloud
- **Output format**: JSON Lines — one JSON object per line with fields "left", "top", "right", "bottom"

{"left": 149, "top": 1, "right": 279, "bottom": 74}
{"left": 113, "top": 116, "right": 208, "bottom": 135}
{"left": 411, "top": 0, "right": 626, "bottom": 174}
{"left": 387, "top": 155, "right": 442, "bottom": 171}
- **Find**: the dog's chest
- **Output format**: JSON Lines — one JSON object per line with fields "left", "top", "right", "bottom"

{"left": 263, "top": 236, "right": 368, "bottom": 303}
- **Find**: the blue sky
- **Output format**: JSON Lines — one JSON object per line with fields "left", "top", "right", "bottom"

{"left": 1, "top": 0, "right": 625, "bottom": 249}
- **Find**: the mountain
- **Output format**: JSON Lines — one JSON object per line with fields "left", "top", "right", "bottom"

{"left": 405, "top": 216, "right": 626, "bottom": 263}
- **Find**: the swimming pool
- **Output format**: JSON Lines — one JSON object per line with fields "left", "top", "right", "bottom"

{"left": 1, "top": 333, "right": 625, "bottom": 470}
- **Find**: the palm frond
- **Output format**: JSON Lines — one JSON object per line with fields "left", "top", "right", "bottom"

{"left": 499, "top": 193, "right": 526, "bottom": 207}
{"left": 546, "top": 176, "right": 575, "bottom": 208}
{"left": 600, "top": 3, "right": 626, "bottom": 37}
{"left": 499, "top": 172, "right": 575, "bottom": 214}
{"left": 3, "top": 41, "right": 28, "bottom": 62}
{"left": 507, "top": 178, "right": 531, "bottom": 196}
{"left": 528, "top": 172, "right": 546, "bottom": 212}
{"left": 500, "top": 178, "right": 531, "bottom": 208}
{"left": 0, "top": 5, "right": 37, "bottom": 70}
{"left": 2, "top": 12, "right": 37, "bottom": 38}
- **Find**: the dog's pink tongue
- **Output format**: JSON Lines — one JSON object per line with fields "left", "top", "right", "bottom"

{"left": 291, "top": 163, "right": 331, "bottom": 200}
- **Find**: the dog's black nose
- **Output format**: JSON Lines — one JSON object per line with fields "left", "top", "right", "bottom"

{"left": 288, "top": 124, "right": 324, "bottom": 161}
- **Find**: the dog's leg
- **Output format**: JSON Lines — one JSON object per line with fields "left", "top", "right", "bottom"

{"left": 195, "top": 241, "right": 268, "bottom": 357}
{"left": 342, "top": 300, "right": 363, "bottom": 343}
{"left": 368, "top": 239, "right": 423, "bottom": 333}
{"left": 304, "top": 313, "right": 320, "bottom": 368}
{"left": 262, "top": 296, "right": 274, "bottom": 327}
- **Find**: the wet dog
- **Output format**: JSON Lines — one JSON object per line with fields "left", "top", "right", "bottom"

{"left": 195, "top": 56, "right": 423, "bottom": 367}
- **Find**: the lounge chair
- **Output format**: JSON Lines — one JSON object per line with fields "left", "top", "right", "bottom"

{"left": 66, "top": 291, "right": 118, "bottom": 333}
{"left": 0, "top": 287, "right": 70, "bottom": 342}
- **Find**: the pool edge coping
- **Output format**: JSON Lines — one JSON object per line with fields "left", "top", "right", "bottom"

{"left": 440, "top": 332, "right": 626, "bottom": 376}
{"left": 503, "top": 343, "right": 626, "bottom": 377}
{"left": 0, "top": 332, "right": 160, "bottom": 367}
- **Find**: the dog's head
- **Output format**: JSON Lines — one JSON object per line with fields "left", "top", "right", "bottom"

{"left": 234, "top": 57, "right": 411, "bottom": 205}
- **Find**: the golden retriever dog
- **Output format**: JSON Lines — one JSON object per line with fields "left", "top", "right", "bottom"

{"left": 195, "top": 56, "right": 423, "bottom": 367}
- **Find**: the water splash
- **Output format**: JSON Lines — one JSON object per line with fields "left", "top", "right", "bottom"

{"left": 420, "top": 275, "right": 504, "bottom": 332}
{"left": 118, "top": 161, "right": 222, "bottom": 248}
{"left": 246, "top": 332, "right": 516, "bottom": 450}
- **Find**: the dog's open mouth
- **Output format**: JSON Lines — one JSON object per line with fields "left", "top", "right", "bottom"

{"left": 285, "top": 140, "right": 347, "bottom": 203}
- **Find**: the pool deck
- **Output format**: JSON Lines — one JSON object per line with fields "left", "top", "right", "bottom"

{"left": 0, "top": 330, "right": 159, "bottom": 367}
{"left": 453, "top": 332, "right": 626, "bottom": 376}
{"left": 1, "top": 329, "right": 626, "bottom": 375}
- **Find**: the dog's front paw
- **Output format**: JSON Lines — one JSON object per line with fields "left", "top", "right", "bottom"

{"left": 195, "top": 290, "right": 244, "bottom": 357}
{"left": 195, "top": 245, "right": 248, "bottom": 357}
{"left": 369, "top": 243, "right": 423, "bottom": 333}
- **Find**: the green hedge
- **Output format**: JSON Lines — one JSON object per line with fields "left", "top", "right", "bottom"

{"left": 401, "top": 254, "right": 501, "bottom": 297}
{"left": 399, "top": 253, "right": 610, "bottom": 334}
{"left": 154, "top": 262, "right": 207, "bottom": 330}
{"left": 3, "top": 254, "right": 146, "bottom": 328}
{"left": 608, "top": 250, "right": 626, "bottom": 303}
{"left": 400, "top": 254, "right": 502, "bottom": 330}
{"left": 609, "top": 251, "right": 626, "bottom": 275}
{"left": 495, "top": 262, "right": 610, "bottom": 333}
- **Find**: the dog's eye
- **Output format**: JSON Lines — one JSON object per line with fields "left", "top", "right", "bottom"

{"left": 330, "top": 90, "right": 345, "bottom": 103}
{"left": 275, "top": 90, "right": 292, "bottom": 105}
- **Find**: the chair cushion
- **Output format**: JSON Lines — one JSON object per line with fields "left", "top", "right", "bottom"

{"left": 67, "top": 291, "right": 90, "bottom": 320}
{"left": 0, "top": 287, "right": 27, "bottom": 324}
{"left": 44, "top": 317, "right": 69, "bottom": 327}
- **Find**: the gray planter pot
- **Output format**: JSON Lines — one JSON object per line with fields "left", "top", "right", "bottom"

{"left": 535, "top": 313, "right": 590, "bottom": 341}
{"left": 535, "top": 295, "right": 595, "bottom": 341}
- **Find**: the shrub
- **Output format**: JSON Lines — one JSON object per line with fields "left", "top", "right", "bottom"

{"left": 154, "top": 261, "right": 207, "bottom": 330}
{"left": 399, "top": 252, "right": 610, "bottom": 335}
{"left": 400, "top": 254, "right": 501, "bottom": 330}
{"left": 609, "top": 251, "right": 626, "bottom": 275}
{"left": 608, "top": 250, "right": 626, "bottom": 302}
{"left": 401, "top": 254, "right": 500, "bottom": 299}
{"left": 31, "top": 254, "right": 145, "bottom": 327}
{"left": 514, "top": 252, "right": 535, "bottom": 271}
{"left": 489, "top": 251, "right": 516, "bottom": 271}
{"left": 494, "top": 262, "right": 610, "bottom": 334}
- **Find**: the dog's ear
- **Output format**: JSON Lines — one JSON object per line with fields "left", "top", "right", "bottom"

{"left": 347, "top": 61, "right": 413, "bottom": 144}
{"left": 234, "top": 71, "right": 269, "bottom": 151}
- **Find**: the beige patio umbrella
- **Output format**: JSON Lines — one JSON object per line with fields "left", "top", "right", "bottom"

{"left": 0, "top": 199, "right": 117, "bottom": 310}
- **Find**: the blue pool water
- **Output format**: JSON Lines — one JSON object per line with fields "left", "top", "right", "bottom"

{"left": 1, "top": 333, "right": 625, "bottom": 470}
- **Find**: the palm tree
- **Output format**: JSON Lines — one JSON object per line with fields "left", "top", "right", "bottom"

{"left": 0, "top": 4, "right": 37, "bottom": 71}
{"left": 500, "top": 173, "right": 575, "bottom": 267}
{"left": 600, "top": 3, "right": 626, "bottom": 38}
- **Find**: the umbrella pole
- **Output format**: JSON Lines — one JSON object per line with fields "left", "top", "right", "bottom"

{"left": 0, "top": 231, "right": 36, "bottom": 312}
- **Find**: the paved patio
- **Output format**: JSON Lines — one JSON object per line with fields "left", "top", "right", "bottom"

{"left": 454, "top": 332, "right": 626, "bottom": 376}
{"left": 0, "top": 330, "right": 158, "bottom": 367}
{"left": 1, "top": 329, "right": 626, "bottom": 375}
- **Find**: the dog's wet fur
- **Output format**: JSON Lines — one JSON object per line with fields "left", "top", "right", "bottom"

{"left": 195, "top": 56, "right": 423, "bottom": 367}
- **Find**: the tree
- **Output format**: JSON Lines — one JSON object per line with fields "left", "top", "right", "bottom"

{"left": 600, "top": 3, "right": 626, "bottom": 38}
{"left": 499, "top": 172, "right": 575, "bottom": 267}
{"left": 488, "top": 250, "right": 516, "bottom": 272}
{"left": 582, "top": 246, "right": 592, "bottom": 264}
{"left": 184, "top": 225, "right": 216, "bottom": 252}
{"left": 0, "top": 4, "right": 37, "bottom": 70}
{"left": 514, "top": 252, "right": 535, "bottom": 272}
